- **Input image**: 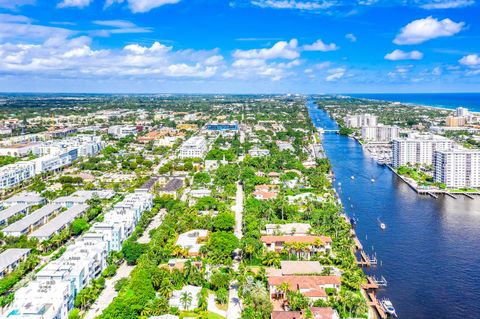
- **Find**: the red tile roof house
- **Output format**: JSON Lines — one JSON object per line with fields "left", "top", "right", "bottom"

{"left": 261, "top": 235, "right": 332, "bottom": 259}
{"left": 253, "top": 184, "right": 279, "bottom": 200}
{"left": 268, "top": 275, "right": 341, "bottom": 303}
{"left": 271, "top": 307, "right": 340, "bottom": 319}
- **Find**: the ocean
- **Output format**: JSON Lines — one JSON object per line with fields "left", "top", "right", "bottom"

{"left": 348, "top": 93, "right": 480, "bottom": 112}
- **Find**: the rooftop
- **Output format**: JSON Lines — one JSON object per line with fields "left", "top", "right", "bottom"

{"left": 0, "top": 248, "right": 30, "bottom": 272}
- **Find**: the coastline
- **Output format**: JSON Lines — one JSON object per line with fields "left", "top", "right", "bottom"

{"left": 343, "top": 93, "right": 480, "bottom": 113}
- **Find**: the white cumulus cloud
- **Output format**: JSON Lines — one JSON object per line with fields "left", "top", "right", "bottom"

{"left": 57, "top": 0, "right": 92, "bottom": 8}
{"left": 459, "top": 54, "right": 480, "bottom": 66}
{"left": 394, "top": 16, "right": 465, "bottom": 45}
{"left": 384, "top": 49, "right": 424, "bottom": 61}
{"left": 303, "top": 39, "right": 338, "bottom": 52}
{"left": 233, "top": 39, "right": 299, "bottom": 60}
{"left": 104, "top": 0, "right": 181, "bottom": 13}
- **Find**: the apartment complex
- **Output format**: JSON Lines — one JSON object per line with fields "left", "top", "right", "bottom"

{"left": 434, "top": 149, "right": 480, "bottom": 188}
{"left": 107, "top": 125, "right": 138, "bottom": 138}
{"left": 178, "top": 136, "right": 207, "bottom": 158}
{"left": 3, "top": 189, "right": 153, "bottom": 319}
{"left": 344, "top": 114, "right": 377, "bottom": 128}
{"left": 361, "top": 125, "right": 399, "bottom": 142}
{"left": 0, "top": 135, "right": 103, "bottom": 191}
{"left": 446, "top": 116, "right": 466, "bottom": 127}
{"left": 392, "top": 133, "right": 454, "bottom": 168}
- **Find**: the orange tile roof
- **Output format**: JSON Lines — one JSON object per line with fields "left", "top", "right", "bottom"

{"left": 261, "top": 235, "right": 332, "bottom": 245}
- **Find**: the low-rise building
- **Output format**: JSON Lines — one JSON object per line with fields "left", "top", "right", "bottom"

{"left": 261, "top": 235, "right": 332, "bottom": 258}
{"left": 0, "top": 248, "right": 30, "bottom": 278}
{"left": 264, "top": 223, "right": 311, "bottom": 236}
{"left": 108, "top": 125, "right": 138, "bottom": 138}
{"left": 2, "top": 204, "right": 62, "bottom": 237}
{"left": 178, "top": 136, "right": 208, "bottom": 158}
{"left": 28, "top": 204, "right": 89, "bottom": 241}
{"left": 268, "top": 275, "right": 341, "bottom": 302}
{"left": 206, "top": 122, "right": 239, "bottom": 131}
{"left": 175, "top": 229, "right": 208, "bottom": 256}
{"left": 248, "top": 147, "right": 270, "bottom": 157}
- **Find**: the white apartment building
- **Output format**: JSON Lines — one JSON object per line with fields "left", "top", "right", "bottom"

{"left": 3, "top": 189, "right": 153, "bottom": 319}
{"left": 107, "top": 125, "right": 138, "bottom": 138}
{"left": 4, "top": 279, "right": 72, "bottom": 319}
{"left": 434, "top": 149, "right": 480, "bottom": 188}
{"left": 361, "top": 125, "right": 399, "bottom": 142}
{"left": 392, "top": 133, "right": 454, "bottom": 168}
{"left": 344, "top": 114, "right": 378, "bottom": 128}
{"left": 0, "top": 136, "right": 103, "bottom": 191}
{"left": 0, "top": 162, "right": 36, "bottom": 190}
{"left": 456, "top": 107, "right": 469, "bottom": 117}
{"left": 178, "top": 136, "right": 207, "bottom": 158}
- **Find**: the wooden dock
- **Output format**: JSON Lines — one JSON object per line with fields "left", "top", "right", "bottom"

{"left": 361, "top": 276, "right": 379, "bottom": 290}
{"left": 367, "top": 292, "right": 388, "bottom": 319}
{"left": 358, "top": 250, "right": 377, "bottom": 267}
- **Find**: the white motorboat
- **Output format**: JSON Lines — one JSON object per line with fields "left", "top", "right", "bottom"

{"left": 371, "top": 178, "right": 375, "bottom": 182}
{"left": 381, "top": 298, "right": 397, "bottom": 317}
{"left": 380, "top": 222, "right": 386, "bottom": 230}
{"left": 351, "top": 175, "right": 355, "bottom": 179}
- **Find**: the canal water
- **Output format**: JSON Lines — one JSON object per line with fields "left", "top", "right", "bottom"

{"left": 308, "top": 100, "right": 480, "bottom": 319}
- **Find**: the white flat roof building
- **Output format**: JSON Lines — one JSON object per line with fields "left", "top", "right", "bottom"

{"left": 176, "top": 229, "right": 208, "bottom": 256}
{"left": 3, "top": 279, "right": 72, "bottom": 319}
{"left": 178, "top": 136, "right": 207, "bottom": 159}
{"left": 248, "top": 147, "right": 270, "bottom": 157}
{"left": 265, "top": 223, "right": 312, "bottom": 236}
{"left": 108, "top": 125, "right": 138, "bottom": 138}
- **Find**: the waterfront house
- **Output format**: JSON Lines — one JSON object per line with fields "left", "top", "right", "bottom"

{"left": 268, "top": 275, "right": 341, "bottom": 302}
{"left": 261, "top": 235, "right": 332, "bottom": 259}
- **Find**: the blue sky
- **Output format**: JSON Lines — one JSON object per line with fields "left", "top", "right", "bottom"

{"left": 0, "top": 0, "right": 479, "bottom": 93}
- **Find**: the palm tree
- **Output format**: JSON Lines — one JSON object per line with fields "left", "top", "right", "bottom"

{"left": 180, "top": 291, "right": 193, "bottom": 310}
{"left": 278, "top": 282, "right": 290, "bottom": 300}
{"left": 261, "top": 251, "right": 280, "bottom": 267}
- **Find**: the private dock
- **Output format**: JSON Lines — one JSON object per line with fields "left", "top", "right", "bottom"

{"left": 358, "top": 250, "right": 377, "bottom": 267}
{"left": 367, "top": 292, "right": 388, "bottom": 319}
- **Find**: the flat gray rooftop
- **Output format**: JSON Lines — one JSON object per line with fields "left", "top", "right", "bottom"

{"left": 0, "top": 248, "right": 30, "bottom": 272}
{"left": 2, "top": 204, "right": 62, "bottom": 234}
{"left": 29, "top": 204, "right": 89, "bottom": 240}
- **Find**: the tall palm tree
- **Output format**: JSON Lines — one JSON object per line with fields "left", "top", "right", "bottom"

{"left": 179, "top": 291, "right": 193, "bottom": 310}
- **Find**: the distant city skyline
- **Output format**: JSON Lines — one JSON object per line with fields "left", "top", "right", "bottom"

{"left": 1, "top": 0, "right": 480, "bottom": 93}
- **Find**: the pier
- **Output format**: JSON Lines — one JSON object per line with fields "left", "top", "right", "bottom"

{"left": 367, "top": 292, "right": 389, "bottom": 319}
